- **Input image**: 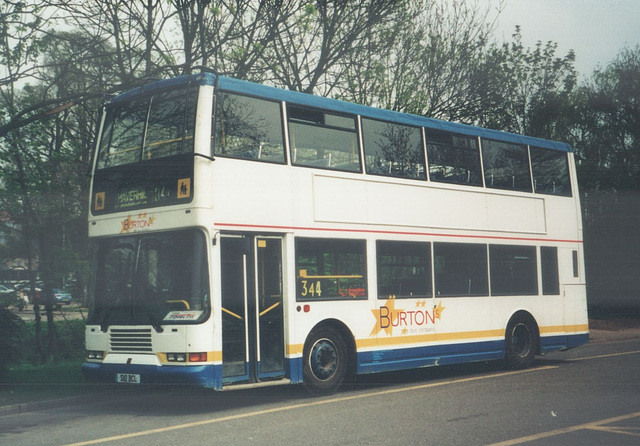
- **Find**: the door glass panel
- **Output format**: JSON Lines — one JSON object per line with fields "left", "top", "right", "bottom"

{"left": 221, "top": 237, "right": 248, "bottom": 379}
{"left": 256, "top": 238, "right": 284, "bottom": 375}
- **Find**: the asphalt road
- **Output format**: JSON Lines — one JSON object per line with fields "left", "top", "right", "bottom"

{"left": 1, "top": 337, "right": 639, "bottom": 446}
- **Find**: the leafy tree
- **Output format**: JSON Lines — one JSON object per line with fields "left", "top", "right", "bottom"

{"left": 568, "top": 46, "right": 640, "bottom": 310}
{"left": 572, "top": 45, "right": 640, "bottom": 191}
{"left": 475, "top": 26, "right": 577, "bottom": 139}
{"left": 1, "top": 24, "right": 117, "bottom": 360}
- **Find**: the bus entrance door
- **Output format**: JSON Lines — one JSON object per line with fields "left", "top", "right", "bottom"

{"left": 220, "top": 235, "right": 285, "bottom": 384}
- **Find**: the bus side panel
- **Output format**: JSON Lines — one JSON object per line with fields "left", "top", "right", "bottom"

{"left": 286, "top": 357, "right": 304, "bottom": 384}
{"left": 357, "top": 340, "right": 504, "bottom": 374}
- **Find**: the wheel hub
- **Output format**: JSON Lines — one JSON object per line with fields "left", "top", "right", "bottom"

{"left": 309, "top": 338, "right": 338, "bottom": 381}
{"left": 511, "top": 322, "right": 532, "bottom": 357}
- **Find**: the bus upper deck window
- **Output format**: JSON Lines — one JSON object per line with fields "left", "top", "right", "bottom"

{"left": 288, "top": 105, "right": 361, "bottom": 172}
{"left": 214, "top": 93, "right": 285, "bottom": 163}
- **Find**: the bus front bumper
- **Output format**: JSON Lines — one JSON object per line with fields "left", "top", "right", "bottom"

{"left": 81, "top": 362, "right": 219, "bottom": 388}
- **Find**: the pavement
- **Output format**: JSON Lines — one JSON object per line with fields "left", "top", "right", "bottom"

{"left": 587, "top": 318, "right": 640, "bottom": 343}
{"left": 1, "top": 320, "right": 639, "bottom": 417}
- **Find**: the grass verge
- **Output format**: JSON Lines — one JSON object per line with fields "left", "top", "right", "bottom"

{"left": 0, "top": 361, "right": 97, "bottom": 407}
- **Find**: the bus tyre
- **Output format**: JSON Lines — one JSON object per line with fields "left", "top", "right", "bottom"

{"left": 303, "top": 328, "right": 348, "bottom": 395}
{"left": 505, "top": 314, "right": 538, "bottom": 369}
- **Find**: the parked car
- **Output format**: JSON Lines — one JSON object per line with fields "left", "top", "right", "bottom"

{"left": 21, "top": 286, "right": 73, "bottom": 308}
{"left": 0, "top": 284, "right": 19, "bottom": 308}
{"left": 0, "top": 284, "right": 15, "bottom": 295}
{"left": 50, "top": 288, "right": 72, "bottom": 306}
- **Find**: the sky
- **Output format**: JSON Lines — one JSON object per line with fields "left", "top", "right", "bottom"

{"left": 485, "top": 0, "right": 640, "bottom": 77}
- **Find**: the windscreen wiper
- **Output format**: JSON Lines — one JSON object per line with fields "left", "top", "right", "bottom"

{"left": 99, "top": 307, "right": 112, "bottom": 332}
{"left": 146, "top": 307, "right": 164, "bottom": 333}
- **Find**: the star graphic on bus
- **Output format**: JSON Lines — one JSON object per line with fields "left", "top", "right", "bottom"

{"left": 370, "top": 296, "right": 398, "bottom": 337}
{"left": 434, "top": 301, "right": 446, "bottom": 320}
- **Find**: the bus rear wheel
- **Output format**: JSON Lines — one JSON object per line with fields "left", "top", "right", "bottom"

{"left": 505, "top": 314, "right": 538, "bottom": 369}
{"left": 303, "top": 328, "right": 348, "bottom": 395}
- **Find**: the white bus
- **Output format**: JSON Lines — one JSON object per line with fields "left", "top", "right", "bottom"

{"left": 82, "top": 71, "right": 588, "bottom": 393}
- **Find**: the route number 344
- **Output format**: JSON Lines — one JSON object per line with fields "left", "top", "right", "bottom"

{"left": 300, "top": 280, "right": 322, "bottom": 298}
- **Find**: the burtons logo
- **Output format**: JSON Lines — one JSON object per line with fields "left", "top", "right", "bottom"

{"left": 120, "top": 212, "right": 156, "bottom": 233}
{"left": 370, "top": 297, "right": 446, "bottom": 336}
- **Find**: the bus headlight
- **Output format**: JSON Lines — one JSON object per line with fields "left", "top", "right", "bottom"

{"left": 165, "top": 353, "right": 207, "bottom": 362}
{"left": 87, "top": 350, "right": 104, "bottom": 360}
{"left": 167, "top": 353, "right": 187, "bottom": 362}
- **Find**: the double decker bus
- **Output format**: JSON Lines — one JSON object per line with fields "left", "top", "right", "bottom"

{"left": 82, "top": 70, "right": 588, "bottom": 393}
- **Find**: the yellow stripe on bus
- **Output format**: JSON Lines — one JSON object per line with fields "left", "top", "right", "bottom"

{"left": 539, "top": 324, "right": 589, "bottom": 334}
{"left": 285, "top": 324, "right": 588, "bottom": 357}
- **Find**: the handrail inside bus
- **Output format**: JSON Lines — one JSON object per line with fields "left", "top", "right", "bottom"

{"left": 222, "top": 307, "right": 243, "bottom": 320}
{"left": 259, "top": 302, "right": 281, "bottom": 317}
{"left": 166, "top": 300, "right": 190, "bottom": 310}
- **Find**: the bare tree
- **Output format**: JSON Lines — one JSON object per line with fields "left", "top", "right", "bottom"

{"left": 262, "top": 0, "right": 401, "bottom": 95}
{"left": 338, "top": 0, "right": 500, "bottom": 121}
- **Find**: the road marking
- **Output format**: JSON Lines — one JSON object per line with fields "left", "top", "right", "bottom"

{"left": 567, "top": 349, "right": 640, "bottom": 362}
{"left": 485, "top": 412, "right": 640, "bottom": 446}
{"left": 588, "top": 424, "right": 640, "bottom": 437}
{"left": 61, "top": 347, "right": 640, "bottom": 446}
{"left": 62, "top": 366, "right": 557, "bottom": 446}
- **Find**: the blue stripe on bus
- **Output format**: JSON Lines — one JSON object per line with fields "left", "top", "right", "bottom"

{"left": 214, "top": 74, "right": 572, "bottom": 153}
{"left": 540, "top": 333, "right": 589, "bottom": 353}
{"left": 111, "top": 73, "right": 215, "bottom": 103}
{"left": 108, "top": 72, "right": 572, "bottom": 153}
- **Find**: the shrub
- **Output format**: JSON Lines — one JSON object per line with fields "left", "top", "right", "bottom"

{"left": 17, "top": 319, "right": 86, "bottom": 365}
{"left": 0, "top": 308, "right": 27, "bottom": 380}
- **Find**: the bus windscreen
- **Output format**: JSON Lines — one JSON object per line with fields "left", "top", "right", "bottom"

{"left": 91, "top": 86, "right": 197, "bottom": 214}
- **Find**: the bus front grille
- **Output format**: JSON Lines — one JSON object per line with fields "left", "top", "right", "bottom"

{"left": 110, "top": 328, "right": 153, "bottom": 352}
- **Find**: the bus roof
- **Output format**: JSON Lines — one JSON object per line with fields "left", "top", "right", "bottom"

{"left": 110, "top": 72, "right": 573, "bottom": 153}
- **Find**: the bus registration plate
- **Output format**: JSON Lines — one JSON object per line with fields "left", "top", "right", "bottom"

{"left": 116, "top": 373, "right": 140, "bottom": 384}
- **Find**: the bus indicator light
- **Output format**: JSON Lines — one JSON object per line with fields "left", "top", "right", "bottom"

{"left": 189, "top": 353, "right": 207, "bottom": 362}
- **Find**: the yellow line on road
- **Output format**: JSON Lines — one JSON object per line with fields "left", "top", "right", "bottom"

{"left": 62, "top": 366, "right": 557, "bottom": 446}
{"left": 588, "top": 424, "right": 640, "bottom": 437}
{"left": 568, "top": 349, "right": 640, "bottom": 362}
{"left": 485, "top": 412, "right": 640, "bottom": 446}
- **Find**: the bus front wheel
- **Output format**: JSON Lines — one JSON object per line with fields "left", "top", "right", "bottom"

{"left": 303, "top": 328, "right": 348, "bottom": 395}
{"left": 505, "top": 314, "right": 538, "bottom": 369}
